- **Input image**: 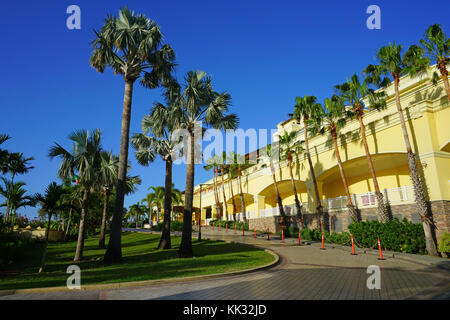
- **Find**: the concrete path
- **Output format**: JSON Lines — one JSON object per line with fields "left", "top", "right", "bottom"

{"left": 1, "top": 227, "right": 449, "bottom": 300}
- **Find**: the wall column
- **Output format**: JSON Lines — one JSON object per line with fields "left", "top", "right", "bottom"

{"left": 254, "top": 195, "right": 265, "bottom": 218}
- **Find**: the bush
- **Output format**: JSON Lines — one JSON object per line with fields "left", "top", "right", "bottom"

{"left": 155, "top": 221, "right": 184, "bottom": 232}
{"left": 209, "top": 220, "right": 249, "bottom": 231}
{"left": 348, "top": 218, "right": 426, "bottom": 254}
{"left": 0, "top": 232, "right": 37, "bottom": 269}
{"left": 437, "top": 232, "right": 450, "bottom": 254}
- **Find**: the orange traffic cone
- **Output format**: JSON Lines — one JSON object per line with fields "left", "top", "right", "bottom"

{"left": 320, "top": 232, "right": 325, "bottom": 250}
{"left": 351, "top": 235, "right": 357, "bottom": 255}
{"left": 377, "top": 237, "right": 385, "bottom": 260}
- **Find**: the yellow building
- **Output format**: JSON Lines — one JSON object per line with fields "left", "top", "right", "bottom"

{"left": 192, "top": 66, "right": 450, "bottom": 240}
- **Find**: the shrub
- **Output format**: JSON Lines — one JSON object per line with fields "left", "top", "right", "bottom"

{"left": 155, "top": 221, "right": 184, "bottom": 232}
{"left": 348, "top": 218, "right": 426, "bottom": 254}
{"left": 437, "top": 232, "right": 450, "bottom": 254}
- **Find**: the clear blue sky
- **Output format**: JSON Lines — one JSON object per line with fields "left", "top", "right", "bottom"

{"left": 1, "top": 0, "right": 448, "bottom": 218}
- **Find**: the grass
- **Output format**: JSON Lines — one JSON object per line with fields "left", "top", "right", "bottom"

{"left": 0, "top": 232, "right": 275, "bottom": 291}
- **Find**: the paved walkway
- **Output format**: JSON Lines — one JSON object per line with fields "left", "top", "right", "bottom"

{"left": 1, "top": 227, "right": 449, "bottom": 300}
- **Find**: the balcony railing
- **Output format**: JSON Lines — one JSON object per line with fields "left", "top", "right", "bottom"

{"left": 321, "top": 185, "right": 415, "bottom": 210}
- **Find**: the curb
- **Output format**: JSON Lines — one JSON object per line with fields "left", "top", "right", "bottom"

{"left": 0, "top": 241, "right": 279, "bottom": 297}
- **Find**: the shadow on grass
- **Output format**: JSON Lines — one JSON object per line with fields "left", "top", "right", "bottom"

{"left": 0, "top": 233, "right": 272, "bottom": 291}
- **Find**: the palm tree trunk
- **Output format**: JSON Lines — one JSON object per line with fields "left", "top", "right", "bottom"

{"left": 158, "top": 159, "right": 173, "bottom": 249}
{"left": 288, "top": 155, "right": 303, "bottom": 230}
{"left": 179, "top": 131, "right": 195, "bottom": 258}
{"left": 270, "top": 160, "right": 287, "bottom": 229}
{"left": 304, "top": 118, "right": 324, "bottom": 231}
{"left": 438, "top": 61, "right": 450, "bottom": 101}
{"left": 104, "top": 79, "right": 134, "bottom": 264}
{"left": 212, "top": 167, "right": 220, "bottom": 219}
{"left": 221, "top": 165, "right": 229, "bottom": 220}
{"left": 64, "top": 206, "right": 72, "bottom": 241}
{"left": 394, "top": 77, "right": 438, "bottom": 256}
{"left": 331, "top": 128, "right": 359, "bottom": 222}
{"left": 238, "top": 168, "right": 247, "bottom": 223}
{"left": 74, "top": 188, "right": 89, "bottom": 262}
{"left": 354, "top": 106, "right": 389, "bottom": 222}
{"left": 5, "top": 173, "right": 14, "bottom": 223}
{"left": 228, "top": 178, "right": 237, "bottom": 221}
{"left": 98, "top": 188, "right": 110, "bottom": 249}
{"left": 39, "top": 212, "right": 52, "bottom": 273}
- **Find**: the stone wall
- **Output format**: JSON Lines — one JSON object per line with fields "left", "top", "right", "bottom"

{"left": 249, "top": 200, "right": 450, "bottom": 240}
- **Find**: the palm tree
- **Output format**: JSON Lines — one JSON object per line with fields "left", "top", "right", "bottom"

{"left": 147, "top": 186, "right": 165, "bottom": 223}
{"left": 35, "top": 182, "right": 67, "bottom": 273}
{"left": 49, "top": 129, "right": 103, "bottom": 262}
{"left": 3, "top": 152, "right": 34, "bottom": 222}
{"left": 224, "top": 152, "right": 238, "bottom": 221}
{"left": 172, "top": 70, "right": 238, "bottom": 258}
{"left": 219, "top": 152, "right": 230, "bottom": 220}
{"left": 265, "top": 144, "right": 288, "bottom": 230}
{"left": 61, "top": 184, "right": 83, "bottom": 240}
{"left": 278, "top": 131, "right": 304, "bottom": 229}
{"left": 364, "top": 43, "right": 438, "bottom": 256}
{"left": 420, "top": 24, "right": 450, "bottom": 100}
{"left": 0, "top": 134, "right": 11, "bottom": 176}
{"left": 228, "top": 152, "right": 251, "bottom": 223}
{"left": 0, "top": 178, "right": 36, "bottom": 229}
{"left": 292, "top": 95, "right": 325, "bottom": 231}
{"left": 97, "top": 151, "right": 118, "bottom": 248}
{"left": 128, "top": 202, "right": 146, "bottom": 228}
{"left": 90, "top": 7, "right": 176, "bottom": 264}
{"left": 335, "top": 74, "right": 389, "bottom": 222}
{"left": 204, "top": 155, "right": 222, "bottom": 219}
{"left": 132, "top": 96, "right": 183, "bottom": 249}
{"left": 309, "top": 96, "right": 360, "bottom": 222}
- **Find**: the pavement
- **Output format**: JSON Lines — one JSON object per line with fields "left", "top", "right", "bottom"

{"left": 1, "top": 227, "right": 449, "bottom": 300}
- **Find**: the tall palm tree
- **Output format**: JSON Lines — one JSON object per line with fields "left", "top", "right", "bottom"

{"left": 49, "top": 129, "right": 103, "bottom": 262}
{"left": 335, "top": 74, "right": 389, "bottom": 222}
{"left": 228, "top": 152, "right": 250, "bottom": 223}
{"left": 61, "top": 184, "right": 83, "bottom": 240}
{"left": 265, "top": 144, "right": 288, "bottom": 229}
{"left": 3, "top": 152, "right": 34, "bottom": 222}
{"left": 35, "top": 182, "right": 67, "bottom": 273}
{"left": 309, "top": 96, "right": 359, "bottom": 222}
{"left": 278, "top": 131, "right": 304, "bottom": 229}
{"left": 420, "top": 24, "right": 450, "bottom": 100}
{"left": 90, "top": 7, "right": 176, "bottom": 264}
{"left": 364, "top": 43, "right": 438, "bottom": 256}
{"left": 97, "top": 151, "right": 118, "bottom": 249}
{"left": 172, "top": 70, "right": 238, "bottom": 258}
{"left": 204, "top": 155, "right": 222, "bottom": 219}
{"left": 292, "top": 95, "right": 325, "bottom": 231}
{"left": 131, "top": 98, "right": 181, "bottom": 249}
{"left": 225, "top": 152, "right": 238, "bottom": 221}
{"left": 219, "top": 152, "right": 229, "bottom": 220}
{"left": 0, "top": 178, "right": 36, "bottom": 229}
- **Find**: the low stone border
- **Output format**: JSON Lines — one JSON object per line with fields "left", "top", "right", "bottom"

{"left": 0, "top": 240, "right": 279, "bottom": 296}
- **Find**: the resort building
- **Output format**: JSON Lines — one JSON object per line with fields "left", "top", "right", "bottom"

{"left": 192, "top": 66, "right": 450, "bottom": 240}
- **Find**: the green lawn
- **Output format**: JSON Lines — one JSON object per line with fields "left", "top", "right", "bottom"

{"left": 0, "top": 232, "right": 275, "bottom": 290}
